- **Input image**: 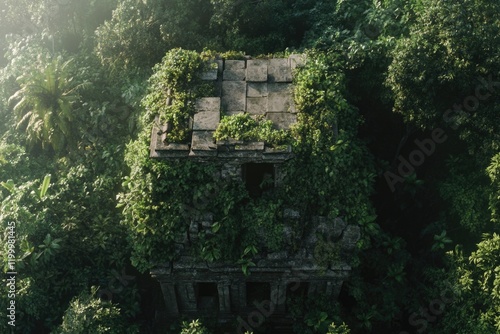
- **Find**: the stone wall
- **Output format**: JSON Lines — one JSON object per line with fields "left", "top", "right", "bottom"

{"left": 151, "top": 214, "right": 360, "bottom": 325}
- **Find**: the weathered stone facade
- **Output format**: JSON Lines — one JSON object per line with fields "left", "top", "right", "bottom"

{"left": 149, "top": 55, "right": 360, "bottom": 330}
{"left": 151, "top": 214, "right": 360, "bottom": 331}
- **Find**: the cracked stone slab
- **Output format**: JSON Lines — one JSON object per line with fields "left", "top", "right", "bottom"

{"left": 222, "top": 81, "right": 246, "bottom": 111}
{"left": 247, "top": 82, "right": 268, "bottom": 97}
{"left": 224, "top": 60, "right": 245, "bottom": 70}
{"left": 234, "top": 142, "right": 265, "bottom": 151}
{"left": 195, "top": 97, "right": 221, "bottom": 111}
{"left": 246, "top": 97, "right": 268, "bottom": 115}
{"left": 266, "top": 112, "right": 297, "bottom": 130}
{"left": 193, "top": 111, "right": 220, "bottom": 130}
{"left": 268, "top": 58, "right": 292, "bottom": 82}
{"left": 223, "top": 68, "right": 246, "bottom": 81}
{"left": 268, "top": 83, "right": 295, "bottom": 112}
{"left": 191, "top": 131, "right": 217, "bottom": 154}
{"left": 246, "top": 59, "right": 268, "bottom": 82}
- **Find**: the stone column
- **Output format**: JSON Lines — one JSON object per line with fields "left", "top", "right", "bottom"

{"left": 230, "top": 283, "right": 241, "bottom": 312}
{"left": 218, "top": 280, "right": 231, "bottom": 313}
{"left": 160, "top": 282, "right": 179, "bottom": 316}
{"left": 178, "top": 282, "right": 197, "bottom": 312}
{"left": 271, "top": 281, "right": 286, "bottom": 313}
{"left": 239, "top": 281, "right": 247, "bottom": 308}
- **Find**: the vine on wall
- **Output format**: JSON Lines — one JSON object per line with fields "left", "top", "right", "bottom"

{"left": 120, "top": 48, "right": 376, "bottom": 272}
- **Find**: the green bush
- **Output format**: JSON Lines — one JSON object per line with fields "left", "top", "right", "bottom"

{"left": 56, "top": 287, "right": 138, "bottom": 334}
{"left": 214, "top": 113, "right": 290, "bottom": 146}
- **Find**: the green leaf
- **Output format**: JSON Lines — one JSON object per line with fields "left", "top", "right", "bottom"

{"left": 1, "top": 179, "right": 15, "bottom": 193}
{"left": 39, "top": 174, "right": 51, "bottom": 199}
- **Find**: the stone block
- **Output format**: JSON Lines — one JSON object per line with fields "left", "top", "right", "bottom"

{"left": 193, "top": 111, "right": 220, "bottom": 131}
{"left": 191, "top": 131, "right": 217, "bottom": 152}
{"left": 200, "top": 60, "right": 219, "bottom": 80}
{"left": 247, "top": 82, "right": 268, "bottom": 97}
{"left": 223, "top": 68, "right": 246, "bottom": 81}
{"left": 234, "top": 142, "right": 265, "bottom": 151}
{"left": 268, "top": 83, "right": 295, "bottom": 112}
{"left": 246, "top": 97, "right": 268, "bottom": 115}
{"left": 195, "top": 97, "right": 221, "bottom": 111}
{"left": 267, "top": 251, "right": 288, "bottom": 260}
{"left": 268, "top": 58, "right": 292, "bottom": 82}
{"left": 200, "top": 70, "right": 217, "bottom": 81}
{"left": 222, "top": 81, "right": 246, "bottom": 111}
{"left": 333, "top": 217, "right": 347, "bottom": 238}
{"left": 224, "top": 60, "right": 245, "bottom": 70}
{"left": 288, "top": 54, "right": 306, "bottom": 71}
{"left": 246, "top": 59, "right": 268, "bottom": 82}
{"left": 341, "top": 225, "right": 361, "bottom": 251}
{"left": 266, "top": 112, "right": 297, "bottom": 130}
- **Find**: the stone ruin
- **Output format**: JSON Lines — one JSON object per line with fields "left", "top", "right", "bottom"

{"left": 149, "top": 55, "right": 361, "bottom": 331}
{"left": 150, "top": 55, "right": 304, "bottom": 161}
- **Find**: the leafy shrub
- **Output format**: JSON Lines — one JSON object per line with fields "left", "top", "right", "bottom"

{"left": 214, "top": 113, "right": 290, "bottom": 146}
{"left": 56, "top": 287, "right": 138, "bottom": 334}
{"left": 180, "top": 319, "right": 212, "bottom": 334}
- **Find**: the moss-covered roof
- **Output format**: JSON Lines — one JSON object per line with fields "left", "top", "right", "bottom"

{"left": 150, "top": 55, "right": 305, "bottom": 160}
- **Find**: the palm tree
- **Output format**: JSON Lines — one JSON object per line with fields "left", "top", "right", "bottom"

{"left": 8, "top": 57, "right": 87, "bottom": 153}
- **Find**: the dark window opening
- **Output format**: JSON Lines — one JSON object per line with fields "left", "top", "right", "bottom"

{"left": 196, "top": 282, "right": 219, "bottom": 311}
{"left": 286, "top": 282, "right": 309, "bottom": 312}
{"left": 246, "top": 282, "right": 271, "bottom": 307}
{"left": 242, "top": 163, "right": 274, "bottom": 198}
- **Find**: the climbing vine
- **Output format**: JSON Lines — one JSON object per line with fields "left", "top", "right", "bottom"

{"left": 141, "top": 48, "right": 215, "bottom": 142}
{"left": 120, "top": 48, "right": 376, "bottom": 274}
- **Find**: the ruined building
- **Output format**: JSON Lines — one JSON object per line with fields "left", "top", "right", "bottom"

{"left": 148, "top": 55, "right": 360, "bottom": 331}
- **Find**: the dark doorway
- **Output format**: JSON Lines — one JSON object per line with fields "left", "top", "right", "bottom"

{"left": 196, "top": 282, "right": 219, "bottom": 311}
{"left": 246, "top": 282, "right": 271, "bottom": 307}
{"left": 242, "top": 163, "right": 274, "bottom": 198}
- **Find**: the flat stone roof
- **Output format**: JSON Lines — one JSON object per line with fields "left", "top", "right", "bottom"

{"left": 150, "top": 54, "right": 306, "bottom": 161}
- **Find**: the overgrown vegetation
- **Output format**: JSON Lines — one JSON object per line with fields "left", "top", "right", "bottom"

{"left": 214, "top": 113, "right": 290, "bottom": 146}
{"left": 1, "top": 0, "right": 500, "bottom": 333}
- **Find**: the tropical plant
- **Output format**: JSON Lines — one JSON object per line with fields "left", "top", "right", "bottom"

{"left": 8, "top": 57, "right": 88, "bottom": 153}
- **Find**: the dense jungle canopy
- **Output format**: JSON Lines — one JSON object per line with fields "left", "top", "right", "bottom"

{"left": 1, "top": 0, "right": 500, "bottom": 333}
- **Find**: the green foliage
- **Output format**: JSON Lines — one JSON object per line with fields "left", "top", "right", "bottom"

{"left": 8, "top": 56, "right": 89, "bottom": 153}
{"left": 120, "top": 128, "right": 287, "bottom": 272}
{"left": 284, "top": 49, "right": 375, "bottom": 221}
{"left": 431, "top": 230, "right": 453, "bottom": 252}
{"left": 5, "top": 1, "right": 500, "bottom": 333}
{"left": 180, "top": 319, "right": 212, "bottom": 334}
{"left": 95, "top": 0, "right": 214, "bottom": 72}
{"left": 0, "top": 140, "right": 139, "bottom": 332}
{"left": 288, "top": 293, "right": 346, "bottom": 334}
{"left": 326, "top": 322, "right": 350, "bottom": 334}
{"left": 386, "top": 0, "right": 500, "bottom": 153}
{"left": 142, "top": 48, "right": 212, "bottom": 142}
{"left": 56, "top": 287, "right": 137, "bottom": 334}
{"left": 214, "top": 113, "right": 290, "bottom": 146}
{"left": 427, "top": 239, "right": 500, "bottom": 333}
{"left": 94, "top": 0, "right": 168, "bottom": 72}
{"left": 487, "top": 153, "right": 500, "bottom": 224}
{"left": 209, "top": 0, "right": 314, "bottom": 54}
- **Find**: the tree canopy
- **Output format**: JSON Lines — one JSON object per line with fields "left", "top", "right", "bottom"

{"left": 0, "top": 0, "right": 500, "bottom": 333}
